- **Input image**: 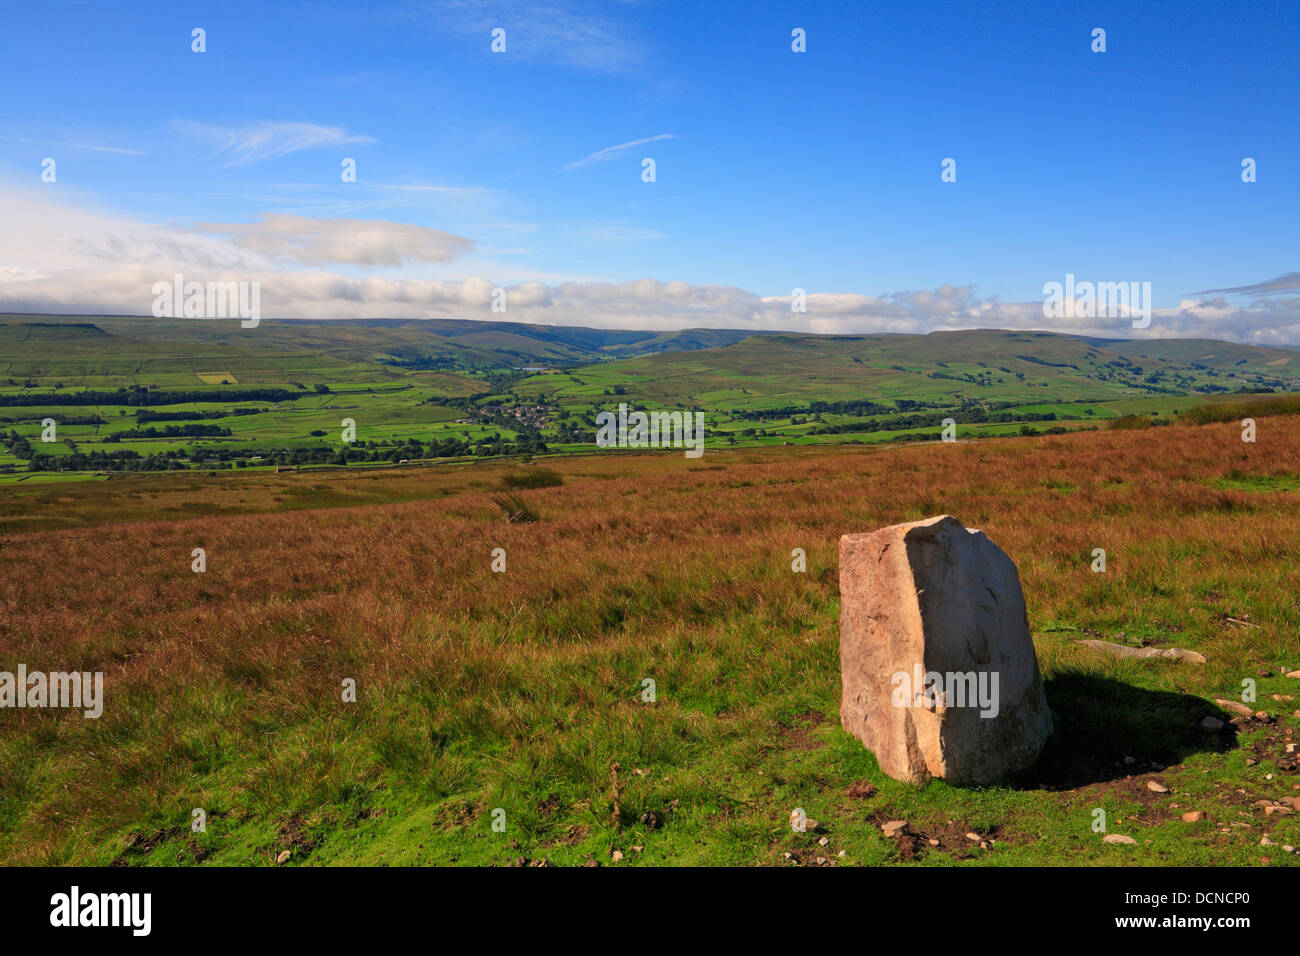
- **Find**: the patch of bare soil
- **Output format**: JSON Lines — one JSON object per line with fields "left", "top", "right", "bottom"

{"left": 846, "top": 780, "right": 877, "bottom": 799}
{"left": 263, "top": 814, "right": 320, "bottom": 864}
{"left": 112, "top": 825, "right": 207, "bottom": 866}
{"left": 778, "top": 710, "right": 828, "bottom": 751}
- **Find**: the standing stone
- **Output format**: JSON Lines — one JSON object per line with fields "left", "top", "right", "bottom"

{"left": 839, "top": 515, "right": 1052, "bottom": 785}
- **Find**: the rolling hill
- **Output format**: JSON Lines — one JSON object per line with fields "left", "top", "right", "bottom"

{"left": 512, "top": 329, "right": 1300, "bottom": 410}
{"left": 2, "top": 316, "right": 1298, "bottom": 479}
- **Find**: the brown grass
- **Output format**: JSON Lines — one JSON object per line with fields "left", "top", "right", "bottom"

{"left": 2, "top": 423, "right": 1298, "bottom": 864}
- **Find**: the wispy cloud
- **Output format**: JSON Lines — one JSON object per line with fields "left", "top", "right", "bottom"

{"left": 174, "top": 120, "right": 374, "bottom": 166}
{"left": 564, "top": 133, "right": 675, "bottom": 170}
{"left": 411, "top": 1, "right": 647, "bottom": 75}
{"left": 0, "top": 134, "right": 144, "bottom": 155}
{"left": 1192, "top": 273, "right": 1300, "bottom": 297}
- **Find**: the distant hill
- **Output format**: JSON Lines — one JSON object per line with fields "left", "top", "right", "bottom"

{"left": 0, "top": 314, "right": 775, "bottom": 373}
{"left": 511, "top": 328, "right": 1300, "bottom": 410}
{"left": 0, "top": 321, "right": 110, "bottom": 341}
{"left": 1106, "top": 338, "right": 1300, "bottom": 368}
{"left": 280, "top": 317, "right": 772, "bottom": 360}
{"left": 1, "top": 316, "right": 1297, "bottom": 407}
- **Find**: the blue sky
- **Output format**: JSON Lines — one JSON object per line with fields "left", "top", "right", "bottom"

{"left": 0, "top": 0, "right": 1297, "bottom": 339}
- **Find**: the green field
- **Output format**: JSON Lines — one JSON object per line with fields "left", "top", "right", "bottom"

{"left": 2, "top": 315, "right": 1298, "bottom": 482}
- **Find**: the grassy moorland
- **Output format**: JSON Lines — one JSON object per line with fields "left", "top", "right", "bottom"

{"left": 1, "top": 415, "right": 1298, "bottom": 866}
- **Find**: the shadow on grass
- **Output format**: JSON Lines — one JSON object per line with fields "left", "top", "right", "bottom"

{"left": 1016, "top": 669, "right": 1238, "bottom": 790}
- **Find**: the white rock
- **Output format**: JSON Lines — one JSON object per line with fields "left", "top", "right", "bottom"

{"left": 1080, "top": 641, "right": 1206, "bottom": 664}
{"left": 839, "top": 516, "right": 1052, "bottom": 785}
{"left": 1214, "top": 698, "right": 1253, "bottom": 717}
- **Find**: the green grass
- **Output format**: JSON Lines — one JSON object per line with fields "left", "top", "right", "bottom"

{"left": 1213, "top": 471, "right": 1300, "bottom": 492}
{"left": 3, "top": 427, "right": 1300, "bottom": 866}
{"left": 4, "top": 317, "right": 1299, "bottom": 486}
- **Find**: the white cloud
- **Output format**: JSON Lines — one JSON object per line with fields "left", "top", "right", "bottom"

{"left": 196, "top": 214, "right": 474, "bottom": 267}
{"left": 564, "top": 133, "right": 675, "bottom": 170}
{"left": 416, "top": 1, "right": 647, "bottom": 75}
{"left": 1192, "top": 273, "right": 1300, "bottom": 297}
{"left": 0, "top": 183, "right": 1296, "bottom": 343}
{"left": 0, "top": 186, "right": 255, "bottom": 274}
{"left": 174, "top": 120, "right": 374, "bottom": 166}
{"left": 0, "top": 135, "right": 144, "bottom": 156}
